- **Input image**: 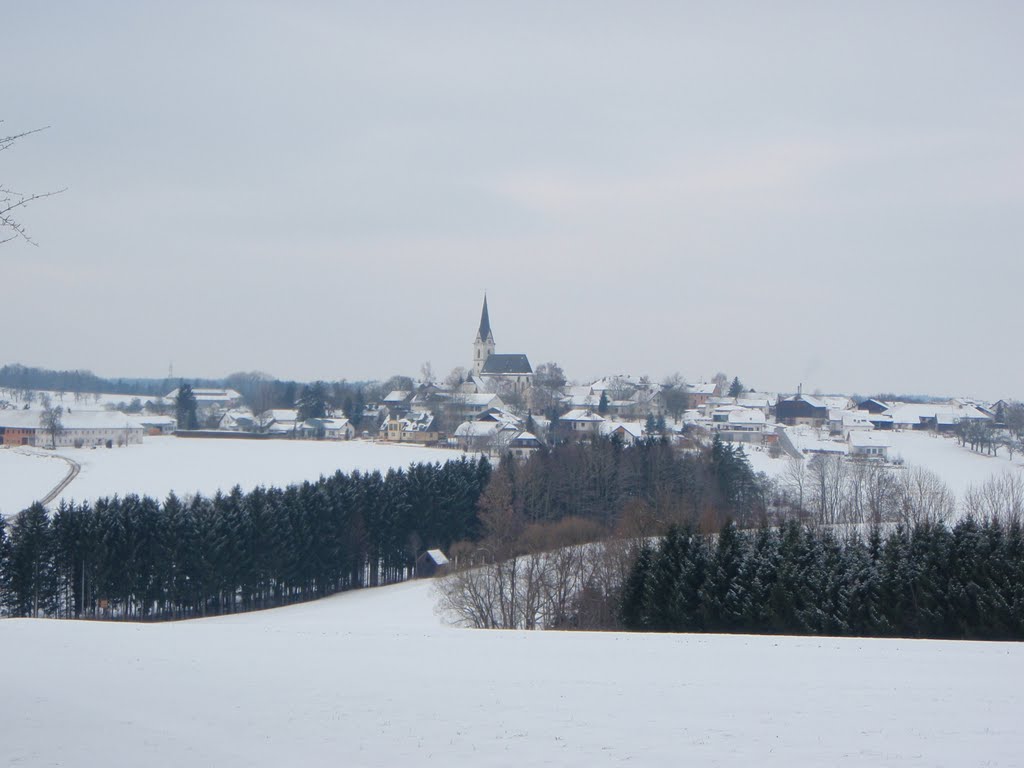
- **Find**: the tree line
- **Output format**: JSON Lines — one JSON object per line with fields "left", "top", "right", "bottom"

{"left": 620, "top": 518, "right": 1024, "bottom": 641}
{"left": 483, "top": 433, "right": 767, "bottom": 535}
{"left": 0, "top": 457, "right": 490, "bottom": 620}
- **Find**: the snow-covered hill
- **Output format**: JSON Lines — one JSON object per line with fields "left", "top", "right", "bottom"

{"left": 2, "top": 579, "right": 1021, "bottom": 766}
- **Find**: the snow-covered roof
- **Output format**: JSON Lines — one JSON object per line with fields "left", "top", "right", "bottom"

{"left": 600, "top": 421, "right": 646, "bottom": 439}
{"left": 848, "top": 432, "right": 891, "bottom": 448}
{"left": 164, "top": 388, "right": 241, "bottom": 403}
{"left": 819, "top": 396, "right": 852, "bottom": 411}
{"left": 562, "top": 393, "right": 601, "bottom": 408}
{"left": 455, "top": 421, "right": 500, "bottom": 438}
{"left": 454, "top": 393, "right": 503, "bottom": 407}
{"left": 509, "top": 431, "right": 541, "bottom": 446}
{"left": 561, "top": 409, "right": 605, "bottom": 423}
{"left": 0, "top": 410, "right": 144, "bottom": 430}
{"left": 842, "top": 412, "right": 874, "bottom": 429}
{"left": 383, "top": 390, "right": 411, "bottom": 403}
{"left": 135, "top": 415, "right": 176, "bottom": 426}
{"left": 736, "top": 398, "right": 771, "bottom": 409}
{"left": 265, "top": 409, "right": 299, "bottom": 422}
{"left": 884, "top": 402, "right": 991, "bottom": 426}
{"left": 689, "top": 382, "right": 717, "bottom": 396}
{"left": 424, "top": 549, "right": 449, "bottom": 565}
{"left": 728, "top": 409, "right": 766, "bottom": 425}
{"left": 315, "top": 418, "right": 352, "bottom": 431}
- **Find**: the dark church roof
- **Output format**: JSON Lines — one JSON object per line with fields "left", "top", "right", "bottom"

{"left": 477, "top": 296, "right": 493, "bottom": 342}
{"left": 481, "top": 354, "right": 533, "bottom": 375}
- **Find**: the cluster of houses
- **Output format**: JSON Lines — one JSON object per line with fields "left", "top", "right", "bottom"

{"left": 2, "top": 298, "right": 1015, "bottom": 465}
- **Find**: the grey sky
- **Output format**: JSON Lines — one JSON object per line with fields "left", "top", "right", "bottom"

{"left": 5, "top": 2, "right": 1023, "bottom": 398}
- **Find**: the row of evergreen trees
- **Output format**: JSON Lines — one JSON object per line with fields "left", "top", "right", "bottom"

{"left": 0, "top": 457, "right": 490, "bottom": 620}
{"left": 621, "top": 518, "right": 1024, "bottom": 641}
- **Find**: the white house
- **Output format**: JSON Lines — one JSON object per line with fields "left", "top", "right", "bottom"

{"left": 560, "top": 409, "right": 606, "bottom": 437}
{"left": 0, "top": 409, "right": 144, "bottom": 448}
{"left": 848, "top": 431, "right": 890, "bottom": 459}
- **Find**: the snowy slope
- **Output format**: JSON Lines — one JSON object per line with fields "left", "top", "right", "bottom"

{"left": 2, "top": 580, "right": 1022, "bottom": 767}
{"left": 1, "top": 438, "right": 474, "bottom": 514}
{"left": 742, "top": 431, "right": 1024, "bottom": 499}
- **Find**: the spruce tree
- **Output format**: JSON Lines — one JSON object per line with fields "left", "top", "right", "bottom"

{"left": 175, "top": 383, "right": 200, "bottom": 431}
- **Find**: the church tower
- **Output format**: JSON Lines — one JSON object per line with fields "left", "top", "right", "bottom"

{"left": 472, "top": 294, "right": 496, "bottom": 375}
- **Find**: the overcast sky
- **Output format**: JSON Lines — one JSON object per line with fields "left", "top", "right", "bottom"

{"left": 5, "top": 2, "right": 1022, "bottom": 398}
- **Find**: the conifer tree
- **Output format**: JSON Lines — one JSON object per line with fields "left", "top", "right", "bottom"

{"left": 175, "top": 383, "right": 200, "bottom": 431}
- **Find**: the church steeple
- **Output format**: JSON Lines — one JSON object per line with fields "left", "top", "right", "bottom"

{"left": 477, "top": 294, "right": 494, "bottom": 344}
{"left": 473, "top": 294, "right": 496, "bottom": 375}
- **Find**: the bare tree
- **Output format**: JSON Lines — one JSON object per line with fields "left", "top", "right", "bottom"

{"left": 807, "top": 453, "right": 846, "bottom": 525}
{"left": 894, "top": 466, "right": 955, "bottom": 526}
{"left": 962, "top": 473, "right": 1024, "bottom": 526}
{"left": 445, "top": 366, "right": 468, "bottom": 387}
{"left": 420, "top": 361, "right": 435, "bottom": 386}
{"left": 1, "top": 124, "right": 64, "bottom": 245}
{"left": 39, "top": 398, "right": 65, "bottom": 448}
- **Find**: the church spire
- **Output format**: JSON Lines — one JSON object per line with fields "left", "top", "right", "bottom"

{"left": 473, "top": 293, "right": 496, "bottom": 375}
{"left": 477, "top": 294, "right": 493, "bottom": 343}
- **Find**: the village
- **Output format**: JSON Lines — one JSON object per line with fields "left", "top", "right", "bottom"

{"left": 1, "top": 296, "right": 1020, "bottom": 471}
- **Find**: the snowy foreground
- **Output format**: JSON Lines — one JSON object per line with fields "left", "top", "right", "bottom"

{"left": 0, "top": 438, "right": 470, "bottom": 515}
{"left": 3, "top": 581, "right": 1022, "bottom": 766}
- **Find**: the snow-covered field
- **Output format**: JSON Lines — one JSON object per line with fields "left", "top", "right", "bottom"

{"left": 2, "top": 579, "right": 1022, "bottom": 766}
{"left": 744, "top": 430, "right": 1023, "bottom": 499}
{"left": 0, "top": 438, "right": 473, "bottom": 513}
{"left": 0, "top": 449, "right": 70, "bottom": 515}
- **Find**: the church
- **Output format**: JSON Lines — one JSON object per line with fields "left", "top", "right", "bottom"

{"left": 471, "top": 295, "right": 533, "bottom": 394}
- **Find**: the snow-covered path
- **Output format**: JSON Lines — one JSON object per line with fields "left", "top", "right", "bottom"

{"left": 2, "top": 580, "right": 1022, "bottom": 766}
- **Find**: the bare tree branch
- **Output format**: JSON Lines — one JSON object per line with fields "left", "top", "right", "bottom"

{"left": 1, "top": 122, "right": 64, "bottom": 245}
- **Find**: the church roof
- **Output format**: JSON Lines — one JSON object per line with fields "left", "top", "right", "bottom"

{"left": 477, "top": 295, "right": 493, "bottom": 342}
{"left": 481, "top": 354, "right": 533, "bottom": 375}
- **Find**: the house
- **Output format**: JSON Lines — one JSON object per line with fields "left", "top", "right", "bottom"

{"left": 382, "top": 390, "right": 414, "bottom": 416}
{"left": 453, "top": 420, "right": 502, "bottom": 451}
{"left": 219, "top": 409, "right": 257, "bottom": 432}
{"left": 415, "top": 549, "right": 450, "bottom": 578}
{"left": 300, "top": 417, "right": 355, "bottom": 440}
{"left": 360, "top": 404, "right": 388, "bottom": 435}
{"left": 0, "top": 410, "right": 144, "bottom": 448}
{"left": 263, "top": 409, "right": 300, "bottom": 435}
{"left": 164, "top": 387, "right": 242, "bottom": 408}
{"left": 776, "top": 391, "right": 829, "bottom": 427}
{"left": 884, "top": 402, "right": 992, "bottom": 432}
{"left": 559, "top": 409, "right": 606, "bottom": 438}
{"left": 472, "top": 296, "right": 534, "bottom": 393}
{"left": 600, "top": 421, "right": 646, "bottom": 446}
{"left": 445, "top": 392, "right": 505, "bottom": 423}
{"left": 687, "top": 382, "right": 719, "bottom": 409}
{"left": 827, "top": 410, "right": 874, "bottom": 437}
{"left": 848, "top": 431, "right": 890, "bottom": 459}
{"left": 507, "top": 431, "right": 543, "bottom": 460}
{"left": 715, "top": 408, "right": 767, "bottom": 444}
{"left": 857, "top": 398, "right": 890, "bottom": 414}
{"left": 384, "top": 412, "right": 441, "bottom": 444}
{"left": 136, "top": 414, "right": 177, "bottom": 435}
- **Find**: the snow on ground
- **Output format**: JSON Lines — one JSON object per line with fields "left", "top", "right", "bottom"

{"left": 2, "top": 580, "right": 1022, "bottom": 766}
{"left": 886, "top": 430, "right": 1023, "bottom": 496}
{"left": 0, "top": 448, "right": 70, "bottom": 516}
{"left": 1, "top": 437, "right": 473, "bottom": 513}
{"left": 739, "top": 430, "right": 1024, "bottom": 499}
